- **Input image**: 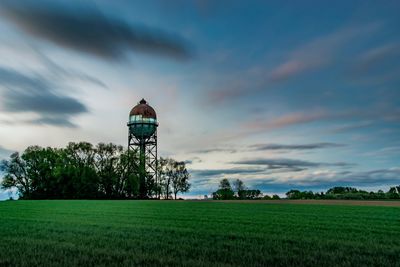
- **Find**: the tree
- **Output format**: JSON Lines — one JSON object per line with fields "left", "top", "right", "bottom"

{"left": 115, "top": 149, "right": 139, "bottom": 198}
{"left": 387, "top": 186, "right": 400, "bottom": 199}
{"left": 22, "top": 146, "right": 61, "bottom": 199}
{"left": 212, "top": 179, "right": 264, "bottom": 200}
{"left": 243, "top": 189, "right": 262, "bottom": 199}
{"left": 233, "top": 179, "right": 246, "bottom": 199}
{"left": 158, "top": 158, "right": 191, "bottom": 200}
{"left": 171, "top": 161, "right": 191, "bottom": 200}
{"left": 212, "top": 179, "right": 235, "bottom": 200}
{"left": 286, "top": 190, "right": 319, "bottom": 199}
{"left": 61, "top": 142, "right": 99, "bottom": 199}
{"left": 95, "top": 143, "right": 123, "bottom": 198}
{"left": 286, "top": 189, "right": 301, "bottom": 199}
{"left": 1, "top": 152, "right": 30, "bottom": 198}
{"left": 158, "top": 157, "right": 174, "bottom": 199}
{"left": 219, "top": 178, "right": 232, "bottom": 190}
{"left": 326, "top": 187, "right": 358, "bottom": 194}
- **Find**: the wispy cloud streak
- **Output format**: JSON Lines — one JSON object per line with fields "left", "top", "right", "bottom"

{"left": 232, "top": 158, "right": 355, "bottom": 169}
{"left": 250, "top": 143, "right": 345, "bottom": 151}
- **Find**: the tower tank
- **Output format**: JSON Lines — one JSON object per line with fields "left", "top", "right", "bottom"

{"left": 128, "top": 98, "right": 158, "bottom": 139}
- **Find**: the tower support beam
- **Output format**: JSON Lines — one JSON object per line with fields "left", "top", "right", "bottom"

{"left": 128, "top": 127, "right": 158, "bottom": 198}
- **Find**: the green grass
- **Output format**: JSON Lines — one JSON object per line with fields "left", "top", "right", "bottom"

{"left": 0, "top": 201, "right": 399, "bottom": 267}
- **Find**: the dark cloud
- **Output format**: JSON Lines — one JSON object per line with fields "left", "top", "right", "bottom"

{"left": 28, "top": 117, "right": 77, "bottom": 128}
{"left": 328, "top": 121, "right": 374, "bottom": 133}
{"left": 250, "top": 142, "right": 345, "bottom": 151}
{"left": 193, "top": 148, "right": 237, "bottom": 154}
{"left": 190, "top": 164, "right": 310, "bottom": 179}
{"left": 0, "top": 67, "right": 87, "bottom": 127}
{"left": 191, "top": 168, "right": 265, "bottom": 177}
{"left": 232, "top": 158, "right": 355, "bottom": 169}
{"left": 0, "top": 1, "right": 191, "bottom": 61}
{"left": 4, "top": 89, "right": 87, "bottom": 115}
{"left": 233, "top": 158, "right": 319, "bottom": 168}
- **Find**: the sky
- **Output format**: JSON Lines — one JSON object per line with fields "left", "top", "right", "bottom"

{"left": 0, "top": 0, "right": 399, "bottom": 199}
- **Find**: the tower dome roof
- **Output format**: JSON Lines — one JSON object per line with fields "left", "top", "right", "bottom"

{"left": 129, "top": 98, "right": 156, "bottom": 119}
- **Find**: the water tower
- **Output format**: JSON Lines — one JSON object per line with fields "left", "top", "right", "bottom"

{"left": 127, "top": 98, "right": 158, "bottom": 198}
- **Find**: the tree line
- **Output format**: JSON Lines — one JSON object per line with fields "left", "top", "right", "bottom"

{"left": 286, "top": 186, "right": 400, "bottom": 200}
{"left": 0, "top": 142, "right": 190, "bottom": 200}
{"left": 212, "top": 179, "right": 400, "bottom": 201}
{"left": 212, "top": 178, "right": 280, "bottom": 200}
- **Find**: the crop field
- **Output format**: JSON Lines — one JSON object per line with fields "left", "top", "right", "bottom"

{"left": 0, "top": 200, "right": 399, "bottom": 267}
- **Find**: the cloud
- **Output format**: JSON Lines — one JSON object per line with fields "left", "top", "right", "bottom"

{"left": 347, "top": 43, "right": 400, "bottom": 86}
{"left": 33, "top": 48, "right": 108, "bottom": 89}
{"left": 0, "top": 1, "right": 191, "bottom": 61}
{"left": 352, "top": 43, "right": 400, "bottom": 74}
{"left": 273, "top": 168, "right": 400, "bottom": 186}
{"left": 268, "top": 24, "right": 380, "bottom": 82}
{"left": 268, "top": 60, "right": 311, "bottom": 82}
{"left": 4, "top": 87, "right": 87, "bottom": 115}
{"left": 27, "top": 117, "right": 77, "bottom": 128}
{"left": 190, "top": 168, "right": 265, "bottom": 177}
{"left": 206, "top": 23, "right": 381, "bottom": 103}
{"left": 347, "top": 168, "right": 400, "bottom": 184}
{"left": 242, "top": 110, "right": 330, "bottom": 132}
{"left": 185, "top": 110, "right": 338, "bottom": 147}
{"left": 187, "top": 106, "right": 400, "bottom": 150}
{"left": 188, "top": 158, "right": 356, "bottom": 194}
{"left": 0, "top": 67, "right": 87, "bottom": 127}
{"left": 328, "top": 121, "right": 374, "bottom": 133}
{"left": 192, "top": 147, "right": 237, "bottom": 154}
{"left": 250, "top": 142, "right": 345, "bottom": 151}
{"left": 0, "top": 40, "right": 108, "bottom": 89}
{"left": 232, "top": 158, "right": 355, "bottom": 169}
{"left": 363, "top": 146, "right": 400, "bottom": 158}
{"left": 240, "top": 107, "right": 399, "bottom": 137}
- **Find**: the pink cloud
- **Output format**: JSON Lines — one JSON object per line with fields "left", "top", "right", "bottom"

{"left": 206, "top": 22, "right": 382, "bottom": 104}
{"left": 358, "top": 43, "right": 400, "bottom": 68}
{"left": 268, "top": 22, "right": 381, "bottom": 82}
{"left": 244, "top": 111, "right": 329, "bottom": 131}
{"left": 268, "top": 60, "right": 308, "bottom": 82}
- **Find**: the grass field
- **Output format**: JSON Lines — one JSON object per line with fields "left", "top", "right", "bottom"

{"left": 0, "top": 200, "right": 399, "bottom": 267}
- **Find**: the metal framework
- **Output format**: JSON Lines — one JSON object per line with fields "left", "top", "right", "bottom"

{"left": 127, "top": 122, "right": 158, "bottom": 199}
